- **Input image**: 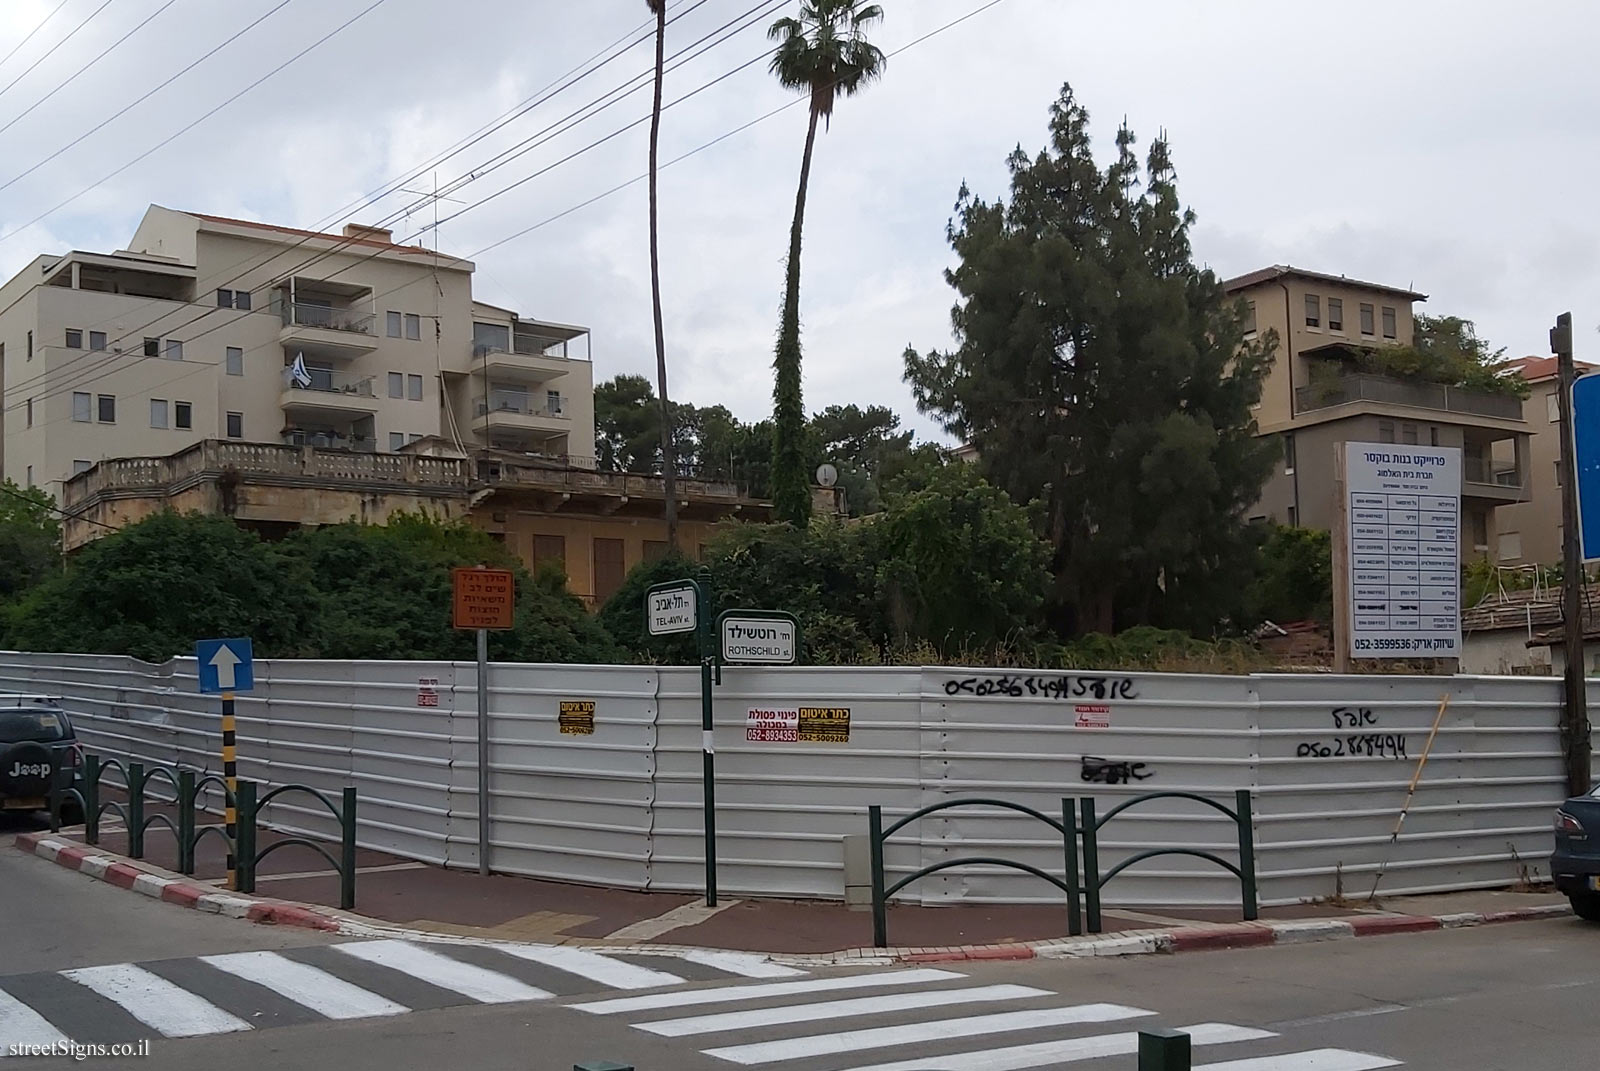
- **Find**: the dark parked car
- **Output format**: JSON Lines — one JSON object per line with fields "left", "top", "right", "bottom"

{"left": 0, "top": 695, "right": 80, "bottom": 819}
{"left": 1554, "top": 789, "right": 1600, "bottom": 920}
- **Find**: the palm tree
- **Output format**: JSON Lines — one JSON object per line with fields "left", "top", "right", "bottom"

{"left": 647, "top": 0, "right": 678, "bottom": 549}
{"left": 767, "top": 1, "right": 886, "bottom": 526}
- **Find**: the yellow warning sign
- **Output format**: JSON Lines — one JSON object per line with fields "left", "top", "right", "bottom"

{"left": 559, "top": 700, "right": 595, "bottom": 736}
{"left": 798, "top": 706, "right": 850, "bottom": 743}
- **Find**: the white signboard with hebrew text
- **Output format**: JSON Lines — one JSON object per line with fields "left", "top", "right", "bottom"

{"left": 1345, "top": 442, "right": 1461, "bottom": 659}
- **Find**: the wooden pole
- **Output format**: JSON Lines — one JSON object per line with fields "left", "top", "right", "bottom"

{"left": 1554, "top": 312, "right": 1592, "bottom": 798}
{"left": 1368, "top": 693, "right": 1451, "bottom": 901}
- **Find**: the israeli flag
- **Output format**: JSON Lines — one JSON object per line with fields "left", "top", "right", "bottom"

{"left": 286, "top": 351, "right": 313, "bottom": 388}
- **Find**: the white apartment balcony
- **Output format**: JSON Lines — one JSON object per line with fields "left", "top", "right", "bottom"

{"left": 473, "top": 393, "right": 570, "bottom": 439}
{"left": 280, "top": 372, "right": 381, "bottom": 418}
{"left": 471, "top": 343, "right": 574, "bottom": 385}
{"left": 277, "top": 278, "right": 378, "bottom": 360}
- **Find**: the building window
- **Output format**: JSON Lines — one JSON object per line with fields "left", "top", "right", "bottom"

{"left": 388, "top": 371, "right": 403, "bottom": 398}
{"left": 1470, "top": 511, "right": 1488, "bottom": 549}
{"left": 408, "top": 433, "right": 422, "bottom": 444}
{"left": 72, "top": 460, "right": 91, "bottom": 476}
{"left": 1549, "top": 391, "right": 1562, "bottom": 423}
{"left": 643, "top": 540, "right": 670, "bottom": 562}
{"left": 1242, "top": 301, "right": 1257, "bottom": 339}
{"left": 1402, "top": 422, "right": 1418, "bottom": 445}
{"left": 1557, "top": 460, "right": 1564, "bottom": 487}
{"left": 65, "top": 328, "right": 82, "bottom": 349}
{"left": 143, "top": 337, "right": 159, "bottom": 357}
{"left": 594, "top": 537, "right": 626, "bottom": 601}
{"left": 1327, "top": 298, "right": 1343, "bottom": 333}
{"left": 175, "top": 401, "right": 192, "bottom": 430}
{"left": 26, "top": 330, "right": 32, "bottom": 360}
{"left": 1430, "top": 426, "right": 1440, "bottom": 447}
{"left": 226, "top": 412, "right": 242, "bottom": 439}
{"left": 165, "top": 339, "right": 183, "bottom": 361}
{"left": 404, "top": 313, "right": 421, "bottom": 341}
{"left": 217, "top": 289, "right": 233, "bottom": 308}
{"left": 25, "top": 398, "right": 32, "bottom": 427}
{"left": 97, "top": 395, "right": 115, "bottom": 423}
{"left": 150, "top": 399, "right": 168, "bottom": 429}
{"left": 1286, "top": 505, "right": 1298, "bottom": 527}
{"left": 389, "top": 432, "right": 405, "bottom": 451}
{"left": 89, "top": 330, "right": 106, "bottom": 351}
{"left": 1499, "top": 532, "right": 1522, "bottom": 561}
{"left": 72, "top": 392, "right": 90, "bottom": 422}
{"left": 1382, "top": 306, "right": 1397, "bottom": 340}
{"left": 235, "top": 289, "right": 251, "bottom": 311}
{"left": 386, "top": 311, "right": 402, "bottom": 338}
{"left": 226, "top": 346, "right": 243, "bottom": 376}
{"left": 547, "top": 390, "right": 562, "bottom": 415}
{"left": 1378, "top": 420, "right": 1395, "bottom": 443}
{"left": 1304, "top": 294, "right": 1320, "bottom": 329}
{"left": 24, "top": 465, "right": 31, "bottom": 487}
{"left": 407, "top": 374, "right": 423, "bottom": 401}
{"left": 532, "top": 535, "right": 566, "bottom": 569}
{"left": 1283, "top": 434, "right": 1296, "bottom": 474}
{"left": 1360, "top": 303, "right": 1375, "bottom": 336}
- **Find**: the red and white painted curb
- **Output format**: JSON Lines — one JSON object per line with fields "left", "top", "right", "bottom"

{"left": 13, "top": 831, "right": 1574, "bottom": 967}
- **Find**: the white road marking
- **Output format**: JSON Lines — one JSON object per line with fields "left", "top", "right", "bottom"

{"left": 201, "top": 951, "right": 409, "bottom": 1020}
{"left": 1270, "top": 1004, "right": 1407, "bottom": 1029}
{"left": 333, "top": 940, "right": 549, "bottom": 1004}
{"left": 1195, "top": 1050, "right": 1403, "bottom": 1071}
{"left": 61, "top": 964, "right": 251, "bottom": 1038}
{"left": 573, "top": 969, "right": 963, "bottom": 1016}
{"left": 702, "top": 1003, "right": 1154, "bottom": 1065}
{"left": 0, "top": 987, "right": 69, "bottom": 1050}
{"left": 490, "top": 944, "right": 682, "bottom": 990}
{"left": 845, "top": 1022, "right": 1277, "bottom": 1071}
{"left": 680, "top": 949, "right": 805, "bottom": 979}
{"left": 642, "top": 984, "right": 1053, "bottom": 1037}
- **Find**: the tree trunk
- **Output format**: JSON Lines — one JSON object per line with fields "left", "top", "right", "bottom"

{"left": 771, "top": 106, "right": 821, "bottom": 527}
{"left": 648, "top": 2, "right": 678, "bottom": 549}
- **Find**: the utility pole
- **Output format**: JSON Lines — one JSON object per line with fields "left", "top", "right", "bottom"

{"left": 1553, "top": 311, "right": 1592, "bottom": 798}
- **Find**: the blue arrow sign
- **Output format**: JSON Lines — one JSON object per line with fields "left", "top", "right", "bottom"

{"left": 195, "top": 637, "right": 254, "bottom": 694}
{"left": 1573, "top": 373, "right": 1600, "bottom": 563}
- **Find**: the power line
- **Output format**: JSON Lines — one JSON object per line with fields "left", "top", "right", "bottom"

{"left": 0, "top": 477, "right": 117, "bottom": 529}
{"left": 0, "top": 0, "right": 71, "bottom": 76}
{"left": 0, "top": 0, "right": 295, "bottom": 195}
{"left": 0, "top": 0, "right": 118, "bottom": 106}
{"left": 0, "top": 0, "right": 179, "bottom": 139}
{"left": 0, "top": 0, "right": 391, "bottom": 247}
{"left": 5, "top": 0, "right": 782, "bottom": 407}
{"left": 0, "top": 0, "right": 712, "bottom": 399}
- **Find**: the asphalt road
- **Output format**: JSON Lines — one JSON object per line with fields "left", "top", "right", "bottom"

{"left": 2, "top": 830, "right": 1596, "bottom": 1071}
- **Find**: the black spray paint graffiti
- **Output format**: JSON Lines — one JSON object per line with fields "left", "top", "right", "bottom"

{"left": 943, "top": 674, "right": 1138, "bottom": 701}
{"left": 1295, "top": 706, "right": 1408, "bottom": 760}
{"left": 1080, "top": 756, "right": 1154, "bottom": 784}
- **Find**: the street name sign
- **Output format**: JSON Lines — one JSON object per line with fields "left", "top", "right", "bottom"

{"left": 647, "top": 583, "right": 699, "bottom": 636}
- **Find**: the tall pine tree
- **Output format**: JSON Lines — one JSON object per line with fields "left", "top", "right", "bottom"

{"left": 904, "top": 85, "right": 1276, "bottom": 637}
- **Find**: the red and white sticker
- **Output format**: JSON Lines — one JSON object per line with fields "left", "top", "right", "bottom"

{"left": 1074, "top": 704, "right": 1110, "bottom": 728}
{"left": 746, "top": 706, "right": 798, "bottom": 743}
{"left": 417, "top": 677, "right": 440, "bottom": 708}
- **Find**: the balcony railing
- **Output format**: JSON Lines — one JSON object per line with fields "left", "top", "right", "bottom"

{"left": 475, "top": 395, "right": 565, "bottom": 419}
{"left": 1295, "top": 373, "right": 1523, "bottom": 420}
{"left": 1464, "top": 457, "right": 1523, "bottom": 487}
{"left": 284, "top": 371, "right": 376, "bottom": 398}
{"left": 281, "top": 302, "right": 376, "bottom": 336}
{"left": 283, "top": 430, "right": 377, "bottom": 452}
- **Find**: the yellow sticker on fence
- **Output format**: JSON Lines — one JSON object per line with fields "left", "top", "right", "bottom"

{"left": 797, "top": 706, "right": 850, "bottom": 743}
{"left": 559, "top": 701, "right": 595, "bottom": 736}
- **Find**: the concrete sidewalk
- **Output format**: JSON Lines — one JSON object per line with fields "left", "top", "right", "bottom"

{"left": 28, "top": 817, "right": 1570, "bottom": 955}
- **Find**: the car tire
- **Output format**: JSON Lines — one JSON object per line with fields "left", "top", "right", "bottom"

{"left": 0, "top": 740, "right": 54, "bottom": 802}
{"left": 1569, "top": 893, "right": 1600, "bottom": 922}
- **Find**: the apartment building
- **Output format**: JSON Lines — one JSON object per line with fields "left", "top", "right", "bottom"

{"left": 1225, "top": 265, "right": 1530, "bottom": 557}
{"left": 0, "top": 205, "right": 594, "bottom": 501}
{"left": 1486, "top": 356, "right": 1595, "bottom": 566}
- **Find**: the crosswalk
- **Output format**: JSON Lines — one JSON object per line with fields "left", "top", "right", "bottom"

{"left": 571, "top": 965, "right": 1407, "bottom": 1071}
{"left": 0, "top": 937, "right": 802, "bottom": 1050}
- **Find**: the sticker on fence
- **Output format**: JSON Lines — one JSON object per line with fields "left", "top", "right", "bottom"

{"left": 559, "top": 700, "right": 595, "bottom": 736}
{"left": 746, "top": 706, "right": 798, "bottom": 742}
{"left": 1075, "top": 704, "right": 1111, "bottom": 728}
{"left": 798, "top": 706, "right": 850, "bottom": 743}
{"left": 416, "top": 678, "right": 439, "bottom": 708}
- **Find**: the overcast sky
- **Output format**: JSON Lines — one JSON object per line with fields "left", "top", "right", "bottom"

{"left": 0, "top": 0, "right": 1595, "bottom": 445}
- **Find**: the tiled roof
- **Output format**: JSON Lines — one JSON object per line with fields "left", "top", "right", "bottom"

{"left": 1512, "top": 355, "right": 1597, "bottom": 383}
{"left": 189, "top": 212, "right": 437, "bottom": 256}
{"left": 1464, "top": 584, "right": 1600, "bottom": 635}
{"left": 1221, "top": 264, "right": 1428, "bottom": 302}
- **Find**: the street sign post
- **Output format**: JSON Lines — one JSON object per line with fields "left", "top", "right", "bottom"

{"left": 452, "top": 567, "right": 515, "bottom": 877}
{"left": 646, "top": 578, "right": 718, "bottom": 905}
{"left": 718, "top": 610, "right": 800, "bottom": 665}
{"left": 196, "top": 637, "right": 253, "bottom": 890}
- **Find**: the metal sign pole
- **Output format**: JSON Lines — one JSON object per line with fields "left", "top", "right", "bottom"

{"left": 222, "top": 692, "right": 237, "bottom": 891}
{"left": 477, "top": 626, "right": 490, "bottom": 877}
{"left": 700, "top": 627, "right": 718, "bottom": 908}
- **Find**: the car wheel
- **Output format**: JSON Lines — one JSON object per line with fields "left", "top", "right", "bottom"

{"left": 1569, "top": 893, "right": 1600, "bottom": 921}
{"left": 0, "top": 740, "right": 55, "bottom": 803}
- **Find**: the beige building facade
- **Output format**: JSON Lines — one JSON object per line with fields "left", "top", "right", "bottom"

{"left": 1225, "top": 265, "right": 1530, "bottom": 557}
{"left": 0, "top": 206, "right": 594, "bottom": 501}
